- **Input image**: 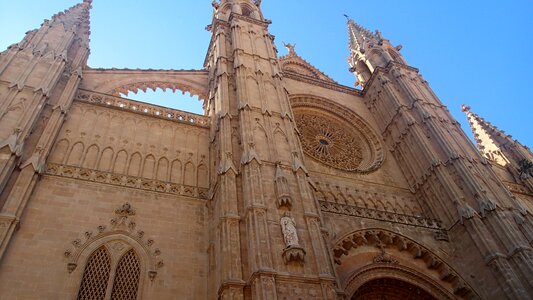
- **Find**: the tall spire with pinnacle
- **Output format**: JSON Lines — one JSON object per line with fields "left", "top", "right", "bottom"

{"left": 462, "top": 104, "right": 511, "bottom": 165}
{"left": 345, "top": 17, "right": 405, "bottom": 89}
{"left": 462, "top": 104, "right": 533, "bottom": 190}
{"left": 0, "top": 0, "right": 92, "bottom": 262}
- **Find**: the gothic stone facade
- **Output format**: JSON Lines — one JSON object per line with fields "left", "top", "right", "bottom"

{"left": 0, "top": 1, "right": 532, "bottom": 299}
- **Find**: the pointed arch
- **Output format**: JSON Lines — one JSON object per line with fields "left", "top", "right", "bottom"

{"left": 128, "top": 152, "right": 142, "bottom": 177}
{"left": 170, "top": 159, "right": 183, "bottom": 184}
{"left": 356, "top": 60, "right": 372, "bottom": 84}
{"left": 246, "top": 75, "right": 260, "bottom": 103}
{"left": 67, "top": 142, "right": 85, "bottom": 166}
{"left": 333, "top": 229, "right": 479, "bottom": 299}
{"left": 49, "top": 139, "right": 69, "bottom": 164}
{"left": 98, "top": 147, "right": 114, "bottom": 172}
{"left": 82, "top": 144, "right": 100, "bottom": 169}
{"left": 110, "top": 249, "right": 141, "bottom": 300}
{"left": 142, "top": 155, "right": 156, "bottom": 179}
{"left": 253, "top": 124, "right": 270, "bottom": 162}
{"left": 113, "top": 150, "right": 128, "bottom": 174}
{"left": 184, "top": 162, "right": 196, "bottom": 186}
{"left": 68, "top": 231, "right": 161, "bottom": 300}
{"left": 264, "top": 81, "right": 281, "bottom": 113}
{"left": 346, "top": 194, "right": 356, "bottom": 206}
{"left": 0, "top": 101, "right": 24, "bottom": 140}
{"left": 197, "top": 164, "right": 208, "bottom": 189}
{"left": 387, "top": 47, "right": 406, "bottom": 64}
{"left": 77, "top": 246, "right": 111, "bottom": 300}
{"left": 273, "top": 127, "right": 291, "bottom": 164}
{"left": 156, "top": 157, "right": 169, "bottom": 182}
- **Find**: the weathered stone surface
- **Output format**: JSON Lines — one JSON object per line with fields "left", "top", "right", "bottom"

{"left": 0, "top": 1, "right": 531, "bottom": 300}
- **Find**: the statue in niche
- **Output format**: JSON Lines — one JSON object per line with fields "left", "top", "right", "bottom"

{"left": 280, "top": 211, "right": 299, "bottom": 248}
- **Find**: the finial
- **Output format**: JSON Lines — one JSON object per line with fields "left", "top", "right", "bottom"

{"left": 283, "top": 42, "right": 296, "bottom": 55}
{"left": 461, "top": 104, "right": 471, "bottom": 112}
{"left": 343, "top": 14, "right": 350, "bottom": 21}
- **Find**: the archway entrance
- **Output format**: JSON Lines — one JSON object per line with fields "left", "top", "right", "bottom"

{"left": 352, "top": 277, "right": 436, "bottom": 300}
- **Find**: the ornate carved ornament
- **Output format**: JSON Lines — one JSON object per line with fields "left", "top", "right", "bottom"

{"left": 106, "top": 80, "right": 207, "bottom": 101}
{"left": 64, "top": 202, "right": 164, "bottom": 280}
{"left": 45, "top": 163, "right": 208, "bottom": 200}
{"left": 279, "top": 44, "right": 336, "bottom": 83}
{"left": 76, "top": 89, "right": 209, "bottom": 128}
{"left": 373, "top": 244, "right": 399, "bottom": 264}
{"left": 319, "top": 201, "right": 447, "bottom": 238}
{"left": 291, "top": 96, "right": 384, "bottom": 173}
{"left": 332, "top": 229, "right": 477, "bottom": 298}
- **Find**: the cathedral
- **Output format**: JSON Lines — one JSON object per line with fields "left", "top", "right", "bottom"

{"left": 1, "top": 1, "right": 533, "bottom": 299}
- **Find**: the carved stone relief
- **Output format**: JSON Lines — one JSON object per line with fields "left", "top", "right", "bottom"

{"left": 63, "top": 202, "right": 164, "bottom": 279}
{"left": 291, "top": 96, "right": 384, "bottom": 173}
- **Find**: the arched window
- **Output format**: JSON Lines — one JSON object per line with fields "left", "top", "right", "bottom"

{"left": 111, "top": 250, "right": 141, "bottom": 300}
{"left": 241, "top": 5, "right": 253, "bottom": 17}
{"left": 77, "top": 247, "right": 111, "bottom": 300}
{"left": 77, "top": 246, "right": 141, "bottom": 300}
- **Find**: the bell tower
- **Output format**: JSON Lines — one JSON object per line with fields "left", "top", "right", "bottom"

{"left": 347, "top": 18, "right": 533, "bottom": 298}
{"left": 205, "top": 1, "right": 338, "bottom": 299}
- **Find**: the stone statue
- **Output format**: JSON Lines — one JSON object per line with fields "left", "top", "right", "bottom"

{"left": 280, "top": 211, "right": 299, "bottom": 247}
{"left": 283, "top": 42, "right": 296, "bottom": 55}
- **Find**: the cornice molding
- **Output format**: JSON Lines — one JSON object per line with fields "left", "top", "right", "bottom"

{"left": 75, "top": 89, "right": 209, "bottom": 128}
{"left": 44, "top": 163, "right": 208, "bottom": 200}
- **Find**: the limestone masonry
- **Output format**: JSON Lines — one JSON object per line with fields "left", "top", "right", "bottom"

{"left": 0, "top": 1, "right": 532, "bottom": 299}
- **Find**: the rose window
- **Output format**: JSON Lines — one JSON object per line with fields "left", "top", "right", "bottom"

{"left": 292, "top": 97, "right": 384, "bottom": 173}
{"left": 295, "top": 112, "right": 365, "bottom": 171}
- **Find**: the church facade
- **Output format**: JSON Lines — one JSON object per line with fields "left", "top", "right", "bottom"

{"left": 0, "top": 1, "right": 532, "bottom": 299}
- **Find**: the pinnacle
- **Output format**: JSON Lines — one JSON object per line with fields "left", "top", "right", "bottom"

{"left": 50, "top": 0, "right": 92, "bottom": 27}
{"left": 462, "top": 104, "right": 518, "bottom": 158}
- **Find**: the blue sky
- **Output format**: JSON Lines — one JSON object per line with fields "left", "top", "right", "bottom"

{"left": 1, "top": 0, "right": 532, "bottom": 147}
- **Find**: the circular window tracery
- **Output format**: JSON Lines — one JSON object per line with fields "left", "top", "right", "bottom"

{"left": 291, "top": 96, "right": 383, "bottom": 173}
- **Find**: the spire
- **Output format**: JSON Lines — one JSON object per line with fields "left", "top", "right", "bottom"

{"left": 50, "top": 0, "right": 92, "bottom": 44}
{"left": 346, "top": 17, "right": 377, "bottom": 54}
{"left": 462, "top": 104, "right": 533, "bottom": 167}
{"left": 345, "top": 16, "right": 406, "bottom": 89}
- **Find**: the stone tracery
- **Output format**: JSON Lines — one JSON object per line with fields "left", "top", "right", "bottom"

{"left": 295, "top": 111, "right": 364, "bottom": 171}
{"left": 291, "top": 95, "right": 384, "bottom": 173}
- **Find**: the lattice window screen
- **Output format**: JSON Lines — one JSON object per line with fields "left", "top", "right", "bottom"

{"left": 77, "top": 247, "right": 111, "bottom": 300}
{"left": 110, "top": 250, "right": 141, "bottom": 300}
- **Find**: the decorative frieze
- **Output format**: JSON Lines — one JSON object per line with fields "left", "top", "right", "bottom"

{"left": 319, "top": 201, "right": 444, "bottom": 232}
{"left": 75, "top": 89, "right": 209, "bottom": 128}
{"left": 45, "top": 163, "right": 208, "bottom": 199}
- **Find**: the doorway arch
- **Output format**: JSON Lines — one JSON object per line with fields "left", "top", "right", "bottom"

{"left": 352, "top": 277, "right": 435, "bottom": 300}
{"left": 345, "top": 263, "right": 453, "bottom": 299}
